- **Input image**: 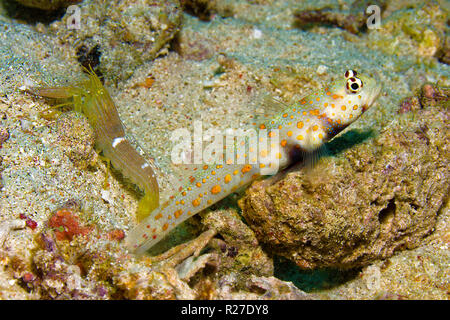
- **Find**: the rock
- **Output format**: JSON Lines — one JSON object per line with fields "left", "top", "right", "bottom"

{"left": 14, "top": 0, "right": 79, "bottom": 11}
{"left": 215, "top": 273, "right": 316, "bottom": 300}
{"left": 366, "top": 2, "right": 447, "bottom": 58}
{"left": 201, "top": 208, "right": 273, "bottom": 277}
{"left": 294, "top": 0, "right": 387, "bottom": 34}
{"left": 50, "top": 0, "right": 182, "bottom": 82}
{"left": 239, "top": 85, "right": 449, "bottom": 269}
{"left": 436, "top": 34, "right": 450, "bottom": 65}
{"left": 180, "top": 0, "right": 234, "bottom": 21}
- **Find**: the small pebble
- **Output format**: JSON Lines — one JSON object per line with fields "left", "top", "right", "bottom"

{"left": 252, "top": 28, "right": 263, "bottom": 39}
{"left": 422, "top": 84, "right": 435, "bottom": 99}
{"left": 316, "top": 65, "right": 328, "bottom": 75}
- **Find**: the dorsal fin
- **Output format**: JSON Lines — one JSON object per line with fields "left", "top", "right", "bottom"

{"left": 250, "top": 94, "right": 289, "bottom": 129}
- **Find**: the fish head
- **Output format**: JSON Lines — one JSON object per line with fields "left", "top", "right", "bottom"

{"left": 323, "top": 69, "right": 381, "bottom": 132}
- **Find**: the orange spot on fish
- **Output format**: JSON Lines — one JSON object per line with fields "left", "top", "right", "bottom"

{"left": 211, "top": 185, "right": 222, "bottom": 194}
{"left": 174, "top": 210, "right": 183, "bottom": 219}
{"left": 242, "top": 164, "right": 252, "bottom": 173}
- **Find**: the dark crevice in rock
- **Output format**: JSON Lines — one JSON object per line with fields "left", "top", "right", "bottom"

{"left": 2, "top": 0, "right": 66, "bottom": 24}
{"left": 378, "top": 198, "right": 396, "bottom": 225}
{"left": 273, "top": 255, "right": 361, "bottom": 292}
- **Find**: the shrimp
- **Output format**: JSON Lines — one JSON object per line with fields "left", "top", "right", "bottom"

{"left": 29, "top": 69, "right": 160, "bottom": 221}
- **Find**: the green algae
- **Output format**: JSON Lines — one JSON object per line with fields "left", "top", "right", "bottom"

{"left": 366, "top": 2, "right": 447, "bottom": 58}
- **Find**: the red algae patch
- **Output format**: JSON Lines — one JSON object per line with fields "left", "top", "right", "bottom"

{"left": 106, "top": 229, "right": 125, "bottom": 241}
{"left": 48, "top": 209, "right": 90, "bottom": 241}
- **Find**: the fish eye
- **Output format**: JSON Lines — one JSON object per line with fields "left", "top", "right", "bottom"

{"left": 345, "top": 69, "right": 357, "bottom": 79}
{"left": 346, "top": 77, "right": 363, "bottom": 94}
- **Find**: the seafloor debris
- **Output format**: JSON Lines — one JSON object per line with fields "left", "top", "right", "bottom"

{"left": 0, "top": 219, "right": 26, "bottom": 246}
{"left": 397, "top": 96, "right": 421, "bottom": 114}
{"left": 29, "top": 227, "right": 218, "bottom": 299}
{"left": 419, "top": 83, "right": 449, "bottom": 108}
{"left": 239, "top": 83, "right": 449, "bottom": 269}
{"left": 171, "top": 32, "right": 215, "bottom": 61}
{"left": 398, "top": 83, "right": 449, "bottom": 114}
{"left": 19, "top": 213, "right": 38, "bottom": 230}
{"left": 32, "top": 244, "right": 108, "bottom": 299}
